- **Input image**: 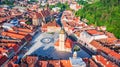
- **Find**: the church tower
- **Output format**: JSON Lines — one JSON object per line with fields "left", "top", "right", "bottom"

{"left": 59, "top": 29, "right": 66, "bottom": 51}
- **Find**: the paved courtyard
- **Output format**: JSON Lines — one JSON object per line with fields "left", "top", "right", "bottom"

{"left": 23, "top": 32, "right": 91, "bottom": 59}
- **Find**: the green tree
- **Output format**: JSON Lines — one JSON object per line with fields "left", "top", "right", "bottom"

{"left": 75, "top": 0, "right": 120, "bottom": 38}
{"left": 73, "top": 45, "right": 80, "bottom": 52}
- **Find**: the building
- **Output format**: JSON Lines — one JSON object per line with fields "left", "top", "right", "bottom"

{"left": 32, "top": 12, "right": 43, "bottom": 26}
{"left": 70, "top": 2, "right": 82, "bottom": 11}
{"left": 54, "top": 29, "right": 73, "bottom": 52}
{"left": 41, "top": 20, "right": 61, "bottom": 32}
{"left": 92, "top": 55, "right": 118, "bottom": 67}
{"left": 79, "top": 29, "right": 108, "bottom": 44}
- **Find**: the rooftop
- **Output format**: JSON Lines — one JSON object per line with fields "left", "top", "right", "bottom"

{"left": 86, "top": 29, "right": 104, "bottom": 35}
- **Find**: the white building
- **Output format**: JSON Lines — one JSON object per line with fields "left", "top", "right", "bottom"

{"left": 54, "top": 29, "right": 73, "bottom": 52}
{"left": 79, "top": 29, "right": 108, "bottom": 44}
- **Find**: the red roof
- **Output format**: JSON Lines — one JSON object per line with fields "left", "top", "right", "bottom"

{"left": 0, "top": 55, "right": 8, "bottom": 66}
{"left": 13, "top": 27, "right": 33, "bottom": 33}
{"left": 86, "top": 29, "right": 104, "bottom": 35}
{"left": 1, "top": 32, "right": 25, "bottom": 39}
{"left": 38, "top": 61, "right": 48, "bottom": 67}
{"left": 89, "top": 59, "right": 98, "bottom": 67}
{"left": 7, "top": 61, "right": 19, "bottom": 67}
{"left": 48, "top": 60, "right": 61, "bottom": 67}
{"left": 55, "top": 38, "right": 73, "bottom": 48}
{"left": 41, "top": 21, "right": 60, "bottom": 32}
{"left": 90, "top": 40, "right": 103, "bottom": 50}
{"left": 60, "top": 60, "right": 72, "bottom": 67}
{"left": 65, "top": 38, "right": 73, "bottom": 48}
{"left": 93, "top": 55, "right": 118, "bottom": 67}
{"left": 11, "top": 56, "right": 18, "bottom": 63}
{"left": 32, "top": 12, "right": 43, "bottom": 19}
{"left": 109, "top": 50, "right": 120, "bottom": 60}
{"left": 0, "top": 47, "right": 8, "bottom": 53}
{"left": 55, "top": 39, "right": 59, "bottom": 46}
{"left": 13, "top": 44, "right": 19, "bottom": 53}
{"left": 41, "top": 9, "right": 50, "bottom": 17}
{"left": 26, "top": 56, "right": 38, "bottom": 65}
{"left": 7, "top": 30, "right": 28, "bottom": 36}
{"left": 19, "top": 19, "right": 27, "bottom": 23}
{"left": 0, "top": 39, "right": 21, "bottom": 43}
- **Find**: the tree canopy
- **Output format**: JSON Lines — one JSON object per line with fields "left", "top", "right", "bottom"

{"left": 75, "top": 0, "right": 120, "bottom": 38}
{"left": 73, "top": 45, "right": 80, "bottom": 52}
{"left": 49, "top": 2, "right": 70, "bottom": 11}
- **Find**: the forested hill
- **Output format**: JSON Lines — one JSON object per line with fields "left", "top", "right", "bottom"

{"left": 75, "top": 0, "right": 120, "bottom": 38}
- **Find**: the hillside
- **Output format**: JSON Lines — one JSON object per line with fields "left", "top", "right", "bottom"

{"left": 75, "top": 0, "right": 120, "bottom": 38}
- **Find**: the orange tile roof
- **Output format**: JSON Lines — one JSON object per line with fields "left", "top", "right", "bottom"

{"left": 0, "top": 55, "right": 8, "bottom": 66}
{"left": 109, "top": 50, "right": 120, "bottom": 60}
{"left": 26, "top": 56, "right": 38, "bottom": 65}
{"left": 39, "top": 61, "right": 48, "bottom": 67}
{"left": 41, "top": 21, "right": 59, "bottom": 31}
{"left": 93, "top": 55, "right": 118, "bottom": 67}
{"left": 74, "top": 31, "right": 80, "bottom": 37}
{"left": 7, "top": 61, "right": 19, "bottom": 67}
{"left": 12, "top": 44, "right": 19, "bottom": 52}
{"left": 106, "top": 38, "right": 117, "bottom": 43}
{"left": 13, "top": 27, "right": 33, "bottom": 33}
{"left": 102, "top": 47, "right": 111, "bottom": 54}
{"left": 90, "top": 40, "right": 120, "bottom": 61}
{"left": 11, "top": 56, "right": 18, "bottom": 63}
{"left": 47, "top": 21, "right": 59, "bottom": 27}
{"left": 0, "top": 48, "right": 8, "bottom": 53}
{"left": 0, "top": 18, "right": 4, "bottom": 22}
{"left": 90, "top": 40, "right": 103, "bottom": 50}
{"left": 97, "top": 37, "right": 118, "bottom": 45}
{"left": 54, "top": 39, "right": 59, "bottom": 46}
{"left": 89, "top": 59, "right": 98, "bottom": 67}
{"left": 48, "top": 60, "right": 61, "bottom": 67}
{"left": 19, "top": 19, "right": 27, "bottom": 23}
{"left": 86, "top": 29, "right": 104, "bottom": 35}
{"left": 1, "top": 32, "right": 25, "bottom": 39}
{"left": 0, "top": 39, "right": 21, "bottom": 43}
{"left": 60, "top": 60, "right": 72, "bottom": 67}
{"left": 7, "top": 30, "right": 28, "bottom": 35}
{"left": 54, "top": 38, "right": 73, "bottom": 48}
{"left": 65, "top": 38, "right": 73, "bottom": 48}
{"left": 106, "top": 32, "right": 116, "bottom": 38}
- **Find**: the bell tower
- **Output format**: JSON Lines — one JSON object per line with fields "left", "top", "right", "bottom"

{"left": 59, "top": 28, "right": 66, "bottom": 51}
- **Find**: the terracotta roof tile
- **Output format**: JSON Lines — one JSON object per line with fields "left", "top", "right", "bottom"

{"left": 93, "top": 55, "right": 118, "bottom": 67}
{"left": 0, "top": 55, "right": 8, "bottom": 66}
{"left": 13, "top": 27, "right": 33, "bottom": 33}
{"left": 60, "top": 60, "right": 72, "bottom": 67}
{"left": 48, "top": 60, "right": 61, "bottom": 67}
{"left": 38, "top": 61, "right": 48, "bottom": 67}
{"left": 54, "top": 39, "right": 59, "bottom": 46}
{"left": 90, "top": 40, "right": 103, "bottom": 50}
{"left": 65, "top": 38, "right": 73, "bottom": 48}
{"left": 89, "top": 59, "right": 98, "bottom": 67}
{"left": 87, "top": 29, "right": 104, "bottom": 35}
{"left": 54, "top": 38, "right": 73, "bottom": 49}
{"left": 26, "top": 56, "right": 38, "bottom": 65}
{"left": 7, "top": 30, "right": 28, "bottom": 35}
{"left": 1, "top": 32, "right": 25, "bottom": 39}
